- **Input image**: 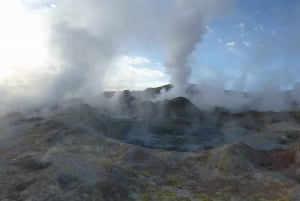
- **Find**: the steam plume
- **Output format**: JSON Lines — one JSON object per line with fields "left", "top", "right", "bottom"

{"left": 164, "top": 0, "right": 231, "bottom": 91}
{"left": 0, "top": 0, "right": 233, "bottom": 113}
{"left": 48, "top": 0, "right": 232, "bottom": 98}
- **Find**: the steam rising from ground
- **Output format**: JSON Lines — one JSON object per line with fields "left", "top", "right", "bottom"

{"left": 49, "top": 0, "right": 232, "bottom": 96}
{"left": 0, "top": 0, "right": 232, "bottom": 113}
{"left": 164, "top": 0, "right": 231, "bottom": 93}
{"left": 0, "top": 0, "right": 299, "bottom": 114}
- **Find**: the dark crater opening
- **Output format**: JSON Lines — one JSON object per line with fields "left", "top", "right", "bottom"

{"left": 102, "top": 96, "right": 224, "bottom": 151}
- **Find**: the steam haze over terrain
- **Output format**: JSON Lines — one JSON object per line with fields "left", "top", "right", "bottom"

{"left": 0, "top": 0, "right": 300, "bottom": 113}
{"left": 1, "top": 2, "right": 300, "bottom": 200}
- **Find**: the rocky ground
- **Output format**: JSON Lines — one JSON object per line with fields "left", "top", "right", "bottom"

{"left": 0, "top": 91, "right": 300, "bottom": 201}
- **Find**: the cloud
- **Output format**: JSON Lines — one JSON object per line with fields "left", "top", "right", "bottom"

{"left": 119, "top": 56, "right": 151, "bottom": 66}
{"left": 242, "top": 41, "right": 251, "bottom": 47}
{"left": 103, "top": 56, "right": 168, "bottom": 90}
{"left": 226, "top": 41, "right": 236, "bottom": 47}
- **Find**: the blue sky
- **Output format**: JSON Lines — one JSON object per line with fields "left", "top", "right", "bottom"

{"left": 189, "top": 0, "right": 300, "bottom": 89}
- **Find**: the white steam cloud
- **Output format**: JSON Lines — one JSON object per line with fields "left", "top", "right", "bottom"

{"left": 1, "top": 0, "right": 299, "bottom": 114}
{"left": 164, "top": 0, "right": 231, "bottom": 92}
{"left": 48, "top": 0, "right": 231, "bottom": 97}
{"left": 0, "top": 0, "right": 232, "bottom": 113}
